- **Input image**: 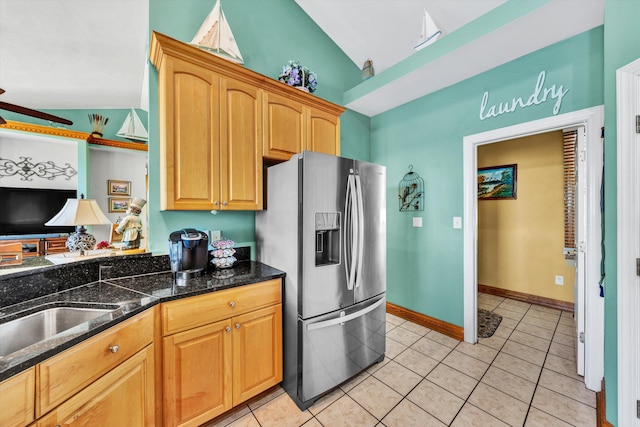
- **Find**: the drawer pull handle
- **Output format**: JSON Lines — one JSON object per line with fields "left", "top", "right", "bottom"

{"left": 235, "top": 323, "right": 240, "bottom": 329}
{"left": 229, "top": 301, "right": 236, "bottom": 308}
{"left": 109, "top": 345, "right": 120, "bottom": 353}
{"left": 225, "top": 326, "right": 231, "bottom": 333}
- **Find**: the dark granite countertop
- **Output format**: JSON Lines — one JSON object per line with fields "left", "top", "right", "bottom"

{"left": 0, "top": 257, "right": 284, "bottom": 382}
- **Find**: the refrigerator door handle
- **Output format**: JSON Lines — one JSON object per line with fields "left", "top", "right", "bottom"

{"left": 354, "top": 174, "right": 365, "bottom": 289}
{"left": 306, "top": 296, "right": 385, "bottom": 331}
{"left": 344, "top": 174, "right": 358, "bottom": 290}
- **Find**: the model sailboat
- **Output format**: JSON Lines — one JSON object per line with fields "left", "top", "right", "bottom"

{"left": 116, "top": 108, "right": 148, "bottom": 143}
{"left": 414, "top": 9, "right": 441, "bottom": 51}
{"left": 190, "top": 0, "right": 244, "bottom": 64}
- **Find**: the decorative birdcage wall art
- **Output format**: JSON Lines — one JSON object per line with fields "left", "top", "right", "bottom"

{"left": 398, "top": 165, "right": 424, "bottom": 211}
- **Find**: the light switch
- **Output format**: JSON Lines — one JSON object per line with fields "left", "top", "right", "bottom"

{"left": 453, "top": 217, "right": 462, "bottom": 229}
{"left": 413, "top": 217, "right": 422, "bottom": 228}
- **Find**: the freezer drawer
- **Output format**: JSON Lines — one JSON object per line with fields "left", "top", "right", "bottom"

{"left": 299, "top": 295, "right": 386, "bottom": 403}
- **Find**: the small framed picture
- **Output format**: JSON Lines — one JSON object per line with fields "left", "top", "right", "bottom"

{"left": 109, "top": 197, "right": 131, "bottom": 213}
{"left": 107, "top": 180, "right": 131, "bottom": 196}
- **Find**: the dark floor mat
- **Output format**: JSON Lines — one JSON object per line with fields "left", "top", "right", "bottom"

{"left": 477, "top": 308, "right": 503, "bottom": 338}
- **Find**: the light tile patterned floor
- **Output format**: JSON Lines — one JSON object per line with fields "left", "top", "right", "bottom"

{"left": 203, "top": 293, "right": 596, "bottom": 427}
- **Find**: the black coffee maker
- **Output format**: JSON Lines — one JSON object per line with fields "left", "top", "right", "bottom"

{"left": 168, "top": 229, "right": 209, "bottom": 285}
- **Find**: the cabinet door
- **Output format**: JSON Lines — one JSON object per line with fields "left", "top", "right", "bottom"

{"left": 38, "top": 345, "right": 155, "bottom": 427}
{"left": 232, "top": 304, "right": 282, "bottom": 405}
{"left": 0, "top": 368, "right": 35, "bottom": 427}
{"left": 159, "top": 55, "right": 220, "bottom": 210}
{"left": 263, "top": 92, "right": 305, "bottom": 161}
{"left": 220, "top": 77, "right": 263, "bottom": 210}
{"left": 163, "top": 319, "right": 232, "bottom": 427}
{"left": 306, "top": 107, "right": 341, "bottom": 156}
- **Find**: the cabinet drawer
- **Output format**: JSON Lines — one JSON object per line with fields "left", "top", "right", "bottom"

{"left": 0, "top": 367, "right": 35, "bottom": 427}
{"left": 36, "top": 308, "right": 154, "bottom": 416}
{"left": 162, "top": 279, "right": 282, "bottom": 336}
{"left": 44, "top": 238, "right": 67, "bottom": 254}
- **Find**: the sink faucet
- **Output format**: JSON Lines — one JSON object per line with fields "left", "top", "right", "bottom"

{"left": 99, "top": 264, "right": 114, "bottom": 282}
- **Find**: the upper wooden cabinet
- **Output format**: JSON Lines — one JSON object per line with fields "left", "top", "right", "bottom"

{"left": 306, "top": 106, "right": 341, "bottom": 156}
{"left": 263, "top": 91, "right": 341, "bottom": 161}
{"left": 263, "top": 92, "right": 305, "bottom": 161}
{"left": 150, "top": 31, "right": 344, "bottom": 210}
{"left": 152, "top": 41, "right": 262, "bottom": 211}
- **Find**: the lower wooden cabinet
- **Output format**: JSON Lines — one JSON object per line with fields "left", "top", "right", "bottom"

{"left": 37, "top": 309, "right": 154, "bottom": 416}
{"left": 162, "top": 280, "right": 283, "bottom": 427}
{"left": 0, "top": 368, "right": 35, "bottom": 427}
{"left": 36, "top": 345, "right": 155, "bottom": 427}
{"left": 2, "top": 281, "right": 282, "bottom": 427}
{"left": 232, "top": 305, "right": 282, "bottom": 405}
{"left": 163, "top": 319, "right": 232, "bottom": 426}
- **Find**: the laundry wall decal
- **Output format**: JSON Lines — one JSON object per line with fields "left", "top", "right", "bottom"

{"left": 479, "top": 70, "right": 569, "bottom": 121}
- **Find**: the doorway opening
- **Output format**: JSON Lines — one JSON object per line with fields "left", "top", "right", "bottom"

{"left": 462, "top": 106, "right": 604, "bottom": 392}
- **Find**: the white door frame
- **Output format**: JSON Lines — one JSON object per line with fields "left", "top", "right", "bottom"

{"left": 616, "top": 58, "right": 640, "bottom": 426}
{"left": 463, "top": 106, "right": 604, "bottom": 391}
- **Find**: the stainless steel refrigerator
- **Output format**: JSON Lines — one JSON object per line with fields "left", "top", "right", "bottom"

{"left": 256, "top": 151, "right": 386, "bottom": 410}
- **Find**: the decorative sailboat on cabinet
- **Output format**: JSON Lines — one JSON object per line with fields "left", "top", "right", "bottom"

{"left": 190, "top": 0, "right": 244, "bottom": 64}
{"left": 414, "top": 9, "right": 441, "bottom": 51}
{"left": 116, "top": 108, "right": 148, "bottom": 143}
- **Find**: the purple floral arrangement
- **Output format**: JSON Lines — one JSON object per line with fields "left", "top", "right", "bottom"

{"left": 278, "top": 60, "right": 317, "bottom": 93}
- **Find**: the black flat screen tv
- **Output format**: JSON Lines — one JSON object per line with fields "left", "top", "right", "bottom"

{"left": 0, "top": 187, "right": 77, "bottom": 236}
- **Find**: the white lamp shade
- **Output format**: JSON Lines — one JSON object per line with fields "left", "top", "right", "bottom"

{"left": 45, "top": 198, "right": 112, "bottom": 226}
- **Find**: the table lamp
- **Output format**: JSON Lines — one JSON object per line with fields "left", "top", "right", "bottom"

{"left": 45, "top": 194, "right": 112, "bottom": 255}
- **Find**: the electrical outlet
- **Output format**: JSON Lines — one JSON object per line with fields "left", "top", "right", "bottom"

{"left": 453, "top": 216, "right": 462, "bottom": 229}
{"left": 210, "top": 230, "right": 221, "bottom": 241}
{"left": 555, "top": 275, "right": 564, "bottom": 285}
{"left": 412, "top": 217, "right": 422, "bottom": 228}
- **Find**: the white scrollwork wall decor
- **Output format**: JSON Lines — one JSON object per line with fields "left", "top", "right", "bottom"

{"left": 0, "top": 156, "right": 77, "bottom": 181}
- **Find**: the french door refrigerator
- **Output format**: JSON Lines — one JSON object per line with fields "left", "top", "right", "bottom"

{"left": 256, "top": 150, "right": 386, "bottom": 410}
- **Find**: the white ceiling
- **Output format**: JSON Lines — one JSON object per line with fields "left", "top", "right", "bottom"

{"left": 295, "top": 0, "right": 507, "bottom": 75}
{"left": 0, "top": 0, "right": 148, "bottom": 110}
{"left": 0, "top": 0, "right": 603, "bottom": 117}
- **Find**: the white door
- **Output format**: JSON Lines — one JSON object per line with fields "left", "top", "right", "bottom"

{"left": 616, "top": 58, "right": 640, "bottom": 426}
{"left": 573, "top": 127, "right": 587, "bottom": 376}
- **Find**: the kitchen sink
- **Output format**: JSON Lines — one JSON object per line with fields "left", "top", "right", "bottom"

{"left": 0, "top": 305, "right": 117, "bottom": 358}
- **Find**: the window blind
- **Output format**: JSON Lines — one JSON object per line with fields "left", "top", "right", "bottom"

{"left": 563, "top": 130, "right": 577, "bottom": 259}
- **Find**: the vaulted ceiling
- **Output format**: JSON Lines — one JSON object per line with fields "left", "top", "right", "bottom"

{"left": 0, "top": 0, "right": 603, "bottom": 117}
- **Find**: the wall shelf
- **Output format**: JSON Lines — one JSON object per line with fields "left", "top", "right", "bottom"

{"left": 0, "top": 120, "right": 148, "bottom": 152}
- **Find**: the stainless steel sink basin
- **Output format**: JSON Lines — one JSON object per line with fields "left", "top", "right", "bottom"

{"left": 0, "top": 306, "right": 116, "bottom": 358}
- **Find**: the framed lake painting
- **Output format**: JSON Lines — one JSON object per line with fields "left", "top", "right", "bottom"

{"left": 478, "top": 164, "right": 517, "bottom": 200}
{"left": 109, "top": 197, "right": 131, "bottom": 213}
{"left": 107, "top": 180, "right": 131, "bottom": 196}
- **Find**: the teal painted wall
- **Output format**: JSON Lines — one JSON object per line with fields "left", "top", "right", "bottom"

{"left": 147, "top": 0, "right": 366, "bottom": 253}
{"left": 371, "top": 27, "right": 604, "bottom": 327}
{"left": 602, "top": 1, "right": 640, "bottom": 424}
